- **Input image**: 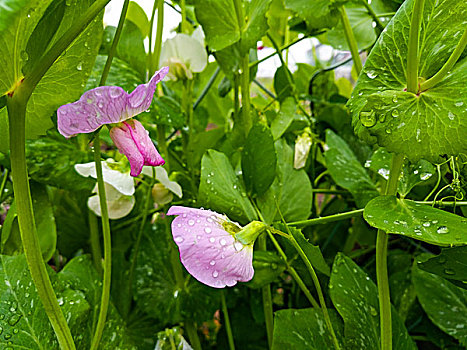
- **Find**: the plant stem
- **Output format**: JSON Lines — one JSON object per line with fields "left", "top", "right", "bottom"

{"left": 0, "top": 169, "right": 9, "bottom": 201}
{"left": 7, "top": 92, "right": 76, "bottom": 350}
{"left": 221, "top": 290, "right": 236, "bottom": 350}
{"left": 90, "top": 132, "right": 112, "bottom": 350}
{"left": 185, "top": 320, "right": 202, "bottom": 350}
{"left": 420, "top": 28, "right": 467, "bottom": 91}
{"left": 88, "top": 210, "right": 103, "bottom": 276}
{"left": 258, "top": 234, "right": 274, "bottom": 348}
{"left": 147, "top": 0, "right": 158, "bottom": 77}
{"left": 157, "top": 125, "right": 169, "bottom": 172}
{"left": 193, "top": 67, "right": 221, "bottom": 111}
{"left": 267, "top": 231, "right": 319, "bottom": 308}
{"left": 376, "top": 153, "right": 404, "bottom": 350}
{"left": 99, "top": 0, "right": 129, "bottom": 86}
{"left": 406, "top": 0, "right": 425, "bottom": 94}
{"left": 253, "top": 79, "right": 276, "bottom": 99}
{"left": 180, "top": 0, "right": 189, "bottom": 33}
{"left": 339, "top": 6, "right": 363, "bottom": 75}
{"left": 360, "top": 0, "right": 384, "bottom": 34}
{"left": 240, "top": 54, "right": 252, "bottom": 137}
{"left": 183, "top": 79, "right": 195, "bottom": 177}
{"left": 288, "top": 234, "right": 341, "bottom": 350}
{"left": 152, "top": 0, "right": 164, "bottom": 72}
{"left": 288, "top": 208, "right": 364, "bottom": 227}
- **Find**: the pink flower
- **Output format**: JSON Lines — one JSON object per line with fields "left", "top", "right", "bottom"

{"left": 167, "top": 206, "right": 266, "bottom": 288}
{"left": 57, "top": 67, "right": 169, "bottom": 176}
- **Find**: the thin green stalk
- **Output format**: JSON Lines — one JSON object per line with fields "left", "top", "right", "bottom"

{"left": 406, "top": 0, "right": 426, "bottom": 94}
{"left": 221, "top": 290, "right": 236, "bottom": 350}
{"left": 7, "top": 90, "right": 76, "bottom": 350}
{"left": 339, "top": 6, "right": 362, "bottom": 75}
{"left": 234, "top": 74, "right": 240, "bottom": 120}
{"left": 0, "top": 169, "right": 9, "bottom": 201}
{"left": 253, "top": 79, "right": 276, "bottom": 99}
{"left": 180, "top": 0, "right": 189, "bottom": 33}
{"left": 88, "top": 210, "right": 103, "bottom": 276}
{"left": 420, "top": 28, "right": 467, "bottom": 91}
{"left": 267, "top": 231, "right": 319, "bottom": 308}
{"left": 90, "top": 133, "right": 112, "bottom": 350}
{"left": 193, "top": 67, "right": 221, "bottom": 111}
{"left": 157, "top": 125, "right": 169, "bottom": 172}
{"left": 376, "top": 153, "right": 404, "bottom": 350}
{"left": 240, "top": 54, "right": 252, "bottom": 136}
{"left": 147, "top": 0, "right": 158, "bottom": 76}
{"left": 360, "top": 0, "right": 384, "bottom": 34}
{"left": 99, "top": 0, "right": 129, "bottom": 86}
{"left": 185, "top": 320, "right": 202, "bottom": 350}
{"left": 258, "top": 233, "right": 274, "bottom": 349}
{"left": 288, "top": 208, "right": 364, "bottom": 227}
{"left": 288, "top": 234, "right": 341, "bottom": 350}
{"left": 183, "top": 79, "right": 195, "bottom": 176}
{"left": 151, "top": 0, "right": 164, "bottom": 73}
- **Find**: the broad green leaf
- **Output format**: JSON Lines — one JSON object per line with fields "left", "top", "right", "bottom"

{"left": 0, "top": 0, "right": 32, "bottom": 33}
{"left": 272, "top": 308, "right": 344, "bottom": 349}
{"left": 413, "top": 258, "right": 467, "bottom": 346}
{"left": 364, "top": 196, "right": 467, "bottom": 246}
{"left": 348, "top": 0, "right": 467, "bottom": 162}
{"left": 198, "top": 150, "right": 257, "bottom": 224}
{"left": 194, "top": 0, "right": 240, "bottom": 51}
{"left": 126, "top": 1, "right": 149, "bottom": 37}
{"left": 134, "top": 222, "right": 220, "bottom": 325}
{"left": 242, "top": 123, "right": 277, "bottom": 196}
{"left": 330, "top": 253, "right": 416, "bottom": 350}
{"left": 273, "top": 65, "right": 294, "bottom": 102}
{"left": 240, "top": 0, "right": 273, "bottom": 53}
{"left": 324, "top": 129, "right": 378, "bottom": 207}
{"left": 0, "top": 0, "right": 103, "bottom": 153}
{"left": 116, "top": 20, "right": 146, "bottom": 79}
{"left": 270, "top": 97, "right": 296, "bottom": 140}
{"left": 367, "top": 147, "right": 436, "bottom": 196}
{"left": 418, "top": 246, "right": 467, "bottom": 282}
{"left": 257, "top": 139, "right": 313, "bottom": 223}
{"left": 284, "top": 0, "right": 347, "bottom": 31}
{"left": 1, "top": 182, "right": 56, "bottom": 261}
{"left": 149, "top": 95, "right": 185, "bottom": 128}
{"left": 246, "top": 251, "right": 286, "bottom": 289}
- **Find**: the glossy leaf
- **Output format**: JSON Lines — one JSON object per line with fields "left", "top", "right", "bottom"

{"left": 126, "top": 1, "right": 149, "bottom": 37}
{"left": 271, "top": 97, "right": 296, "bottom": 140}
{"left": 330, "top": 253, "right": 416, "bottom": 350}
{"left": 413, "top": 258, "right": 467, "bottom": 346}
{"left": 242, "top": 123, "right": 277, "bottom": 196}
{"left": 348, "top": 0, "right": 467, "bottom": 162}
{"left": 324, "top": 129, "right": 378, "bottom": 207}
{"left": 418, "top": 246, "right": 467, "bottom": 282}
{"left": 272, "top": 308, "right": 344, "bottom": 349}
{"left": 364, "top": 196, "right": 467, "bottom": 246}
{"left": 284, "top": 0, "right": 347, "bottom": 31}
{"left": 0, "top": 0, "right": 32, "bottom": 33}
{"left": 198, "top": 150, "right": 257, "bottom": 224}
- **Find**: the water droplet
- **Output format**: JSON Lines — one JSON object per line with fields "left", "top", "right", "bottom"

{"left": 422, "top": 222, "right": 431, "bottom": 227}
{"left": 8, "top": 314, "right": 21, "bottom": 327}
{"left": 366, "top": 70, "right": 377, "bottom": 79}
{"left": 444, "top": 268, "right": 455, "bottom": 275}
{"left": 359, "top": 110, "right": 377, "bottom": 127}
{"left": 391, "top": 109, "right": 399, "bottom": 118}
{"left": 188, "top": 219, "right": 195, "bottom": 226}
{"left": 378, "top": 113, "right": 386, "bottom": 122}
{"left": 431, "top": 220, "right": 438, "bottom": 224}
{"left": 212, "top": 271, "right": 219, "bottom": 278}
{"left": 20, "top": 50, "right": 29, "bottom": 61}
{"left": 76, "top": 62, "right": 82, "bottom": 71}
{"left": 209, "top": 260, "right": 216, "bottom": 266}
{"left": 392, "top": 95, "right": 398, "bottom": 103}
{"left": 220, "top": 239, "right": 227, "bottom": 246}
{"left": 385, "top": 128, "right": 392, "bottom": 134}
{"left": 234, "top": 242, "right": 243, "bottom": 251}
{"left": 437, "top": 226, "right": 449, "bottom": 234}
{"left": 448, "top": 111, "right": 455, "bottom": 120}
{"left": 109, "top": 87, "right": 122, "bottom": 98}
{"left": 438, "top": 256, "right": 447, "bottom": 264}
{"left": 209, "top": 237, "right": 215, "bottom": 243}
{"left": 174, "top": 236, "right": 183, "bottom": 243}
{"left": 370, "top": 306, "right": 378, "bottom": 316}
{"left": 204, "top": 227, "right": 212, "bottom": 234}
{"left": 454, "top": 101, "right": 464, "bottom": 107}
{"left": 420, "top": 173, "right": 432, "bottom": 181}
{"left": 4, "top": 333, "right": 11, "bottom": 340}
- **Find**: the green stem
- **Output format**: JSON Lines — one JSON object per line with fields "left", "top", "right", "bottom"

{"left": 339, "top": 6, "right": 362, "bottom": 75}
{"left": 183, "top": 79, "right": 195, "bottom": 176}
{"left": 7, "top": 92, "right": 76, "bottom": 350}
{"left": 185, "top": 320, "right": 202, "bottom": 350}
{"left": 234, "top": 74, "right": 240, "bottom": 120}
{"left": 180, "top": 0, "right": 189, "bottom": 33}
{"left": 258, "top": 234, "right": 274, "bottom": 349}
{"left": 221, "top": 290, "right": 236, "bottom": 350}
{"left": 267, "top": 231, "right": 319, "bottom": 308}
{"left": 157, "top": 125, "right": 169, "bottom": 172}
{"left": 90, "top": 133, "right": 112, "bottom": 350}
{"left": 360, "top": 0, "right": 384, "bottom": 34}
{"left": 288, "top": 234, "right": 341, "bottom": 350}
{"left": 0, "top": 169, "right": 9, "bottom": 201}
{"left": 406, "top": 0, "right": 425, "bottom": 94}
{"left": 193, "top": 67, "right": 221, "bottom": 111}
{"left": 376, "top": 153, "right": 404, "bottom": 350}
{"left": 420, "top": 28, "right": 467, "bottom": 91}
{"left": 288, "top": 208, "right": 364, "bottom": 227}
{"left": 240, "top": 54, "right": 252, "bottom": 137}
{"left": 99, "top": 0, "right": 129, "bottom": 86}
{"left": 151, "top": 0, "right": 164, "bottom": 73}
{"left": 147, "top": 0, "right": 158, "bottom": 76}
{"left": 126, "top": 169, "right": 155, "bottom": 316}
{"left": 88, "top": 210, "right": 103, "bottom": 276}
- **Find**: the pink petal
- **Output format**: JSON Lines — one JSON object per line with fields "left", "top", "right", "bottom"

{"left": 167, "top": 206, "right": 254, "bottom": 288}
{"left": 110, "top": 120, "right": 165, "bottom": 177}
{"left": 57, "top": 67, "right": 169, "bottom": 138}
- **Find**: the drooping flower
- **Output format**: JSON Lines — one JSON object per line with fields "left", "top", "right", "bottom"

{"left": 57, "top": 67, "right": 169, "bottom": 176}
{"left": 160, "top": 28, "right": 207, "bottom": 80}
{"left": 167, "top": 206, "right": 266, "bottom": 288}
{"left": 75, "top": 160, "right": 135, "bottom": 219}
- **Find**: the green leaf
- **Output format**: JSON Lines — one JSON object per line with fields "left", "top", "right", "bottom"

{"left": 284, "top": 0, "right": 346, "bottom": 31}
{"left": 0, "top": 0, "right": 32, "bottom": 33}
{"left": 272, "top": 308, "right": 344, "bottom": 349}
{"left": 270, "top": 97, "right": 296, "bottom": 140}
{"left": 418, "top": 246, "right": 467, "bottom": 282}
{"left": 0, "top": 0, "right": 103, "bottom": 153}
{"left": 126, "top": 1, "right": 150, "bottom": 37}
{"left": 348, "top": 0, "right": 467, "bottom": 162}
{"left": 150, "top": 95, "right": 185, "bottom": 128}
{"left": 199, "top": 150, "right": 257, "bottom": 224}
{"left": 240, "top": 0, "right": 273, "bottom": 53}
{"left": 324, "top": 129, "right": 378, "bottom": 207}
{"left": 242, "top": 123, "right": 277, "bottom": 196}
{"left": 116, "top": 20, "right": 146, "bottom": 79}
{"left": 413, "top": 257, "right": 467, "bottom": 347}
{"left": 364, "top": 196, "right": 467, "bottom": 246}
{"left": 246, "top": 251, "right": 286, "bottom": 289}
{"left": 273, "top": 65, "right": 294, "bottom": 102}
{"left": 257, "top": 139, "right": 313, "bottom": 223}
{"left": 330, "top": 253, "right": 416, "bottom": 350}
{"left": 194, "top": 0, "right": 240, "bottom": 51}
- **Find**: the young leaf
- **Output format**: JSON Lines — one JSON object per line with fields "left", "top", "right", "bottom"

{"left": 242, "top": 123, "right": 277, "bottom": 196}
{"left": 418, "top": 246, "right": 467, "bottom": 282}
{"left": 364, "top": 196, "right": 467, "bottom": 246}
{"left": 348, "top": 0, "right": 467, "bottom": 162}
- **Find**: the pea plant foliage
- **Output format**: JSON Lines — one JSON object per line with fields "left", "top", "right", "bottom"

{"left": 0, "top": 0, "right": 466, "bottom": 349}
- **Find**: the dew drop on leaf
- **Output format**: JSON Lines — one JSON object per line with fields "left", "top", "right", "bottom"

{"left": 359, "top": 110, "right": 377, "bottom": 127}
{"left": 437, "top": 226, "right": 449, "bottom": 234}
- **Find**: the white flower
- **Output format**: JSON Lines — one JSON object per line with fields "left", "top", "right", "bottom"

{"left": 75, "top": 160, "right": 135, "bottom": 219}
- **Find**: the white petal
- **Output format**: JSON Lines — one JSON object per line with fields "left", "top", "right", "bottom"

{"left": 160, "top": 34, "right": 207, "bottom": 74}
{"left": 87, "top": 183, "right": 135, "bottom": 219}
